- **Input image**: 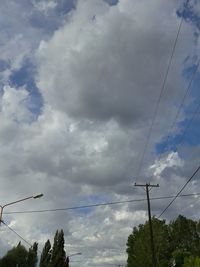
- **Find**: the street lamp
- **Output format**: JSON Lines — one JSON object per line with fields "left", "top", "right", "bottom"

{"left": 0, "top": 193, "right": 43, "bottom": 225}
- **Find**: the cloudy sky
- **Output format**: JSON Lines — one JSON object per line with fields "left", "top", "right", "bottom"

{"left": 0, "top": 0, "right": 200, "bottom": 266}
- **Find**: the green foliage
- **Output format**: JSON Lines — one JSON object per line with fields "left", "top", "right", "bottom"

{"left": 0, "top": 242, "right": 38, "bottom": 267}
{"left": 39, "top": 239, "right": 51, "bottom": 267}
{"left": 50, "top": 229, "right": 66, "bottom": 267}
{"left": 65, "top": 256, "right": 69, "bottom": 267}
{"left": 126, "top": 218, "right": 170, "bottom": 267}
{"left": 183, "top": 256, "right": 200, "bottom": 267}
{"left": 130, "top": 223, "right": 152, "bottom": 267}
{"left": 170, "top": 215, "right": 200, "bottom": 256}
{"left": 0, "top": 229, "right": 69, "bottom": 267}
{"left": 27, "top": 242, "right": 38, "bottom": 267}
{"left": 172, "top": 249, "right": 191, "bottom": 267}
{"left": 0, "top": 242, "right": 28, "bottom": 267}
{"left": 126, "top": 215, "right": 200, "bottom": 267}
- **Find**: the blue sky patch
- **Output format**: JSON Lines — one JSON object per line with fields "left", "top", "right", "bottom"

{"left": 156, "top": 44, "right": 200, "bottom": 155}
{"left": 9, "top": 59, "right": 43, "bottom": 117}
{"left": 187, "top": 71, "right": 200, "bottom": 99}
{"left": 55, "top": 0, "right": 76, "bottom": 15}
{"left": 0, "top": 59, "right": 10, "bottom": 72}
{"left": 29, "top": 10, "right": 61, "bottom": 34}
{"left": 29, "top": 0, "right": 75, "bottom": 34}
{"left": 177, "top": 0, "right": 200, "bottom": 32}
{"left": 156, "top": 110, "right": 200, "bottom": 154}
{"left": 103, "top": 0, "right": 119, "bottom": 6}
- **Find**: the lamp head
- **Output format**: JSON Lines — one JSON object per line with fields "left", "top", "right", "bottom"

{"left": 33, "top": 193, "right": 44, "bottom": 199}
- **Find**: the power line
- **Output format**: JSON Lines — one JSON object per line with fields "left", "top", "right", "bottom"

{"left": 159, "top": 59, "right": 200, "bottom": 154}
{"left": 135, "top": 14, "right": 184, "bottom": 181}
{"left": 152, "top": 87, "right": 200, "bottom": 193}
{"left": 3, "top": 192, "right": 200, "bottom": 215}
{"left": 1, "top": 220, "right": 42, "bottom": 253}
{"left": 158, "top": 164, "right": 200, "bottom": 218}
{"left": 151, "top": 60, "right": 200, "bottom": 181}
{"left": 157, "top": 92, "right": 200, "bottom": 168}
{"left": 1, "top": 190, "right": 198, "bottom": 254}
{"left": 1, "top": 220, "right": 33, "bottom": 248}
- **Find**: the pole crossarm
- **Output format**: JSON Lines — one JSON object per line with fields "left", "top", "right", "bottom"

{"left": 135, "top": 183, "right": 159, "bottom": 188}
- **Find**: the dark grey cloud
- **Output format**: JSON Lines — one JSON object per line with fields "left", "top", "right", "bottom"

{"left": 37, "top": 0, "right": 192, "bottom": 131}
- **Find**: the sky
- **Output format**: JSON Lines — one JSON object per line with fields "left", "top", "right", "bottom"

{"left": 0, "top": 0, "right": 200, "bottom": 266}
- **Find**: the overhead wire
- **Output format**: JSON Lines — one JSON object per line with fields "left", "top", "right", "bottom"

{"left": 150, "top": 60, "right": 200, "bottom": 183}
{"left": 3, "top": 192, "right": 200, "bottom": 215}
{"left": 179, "top": 189, "right": 200, "bottom": 216}
{"left": 1, "top": 190, "right": 200, "bottom": 258}
{"left": 157, "top": 164, "right": 200, "bottom": 218}
{"left": 135, "top": 14, "right": 184, "bottom": 182}
{"left": 0, "top": 3, "right": 196, "bottom": 263}
{"left": 3, "top": 191, "right": 198, "bottom": 251}
{"left": 158, "top": 59, "right": 200, "bottom": 155}
{"left": 155, "top": 85, "right": 200, "bottom": 174}
{"left": 1, "top": 220, "right": 34, "bottom": 248}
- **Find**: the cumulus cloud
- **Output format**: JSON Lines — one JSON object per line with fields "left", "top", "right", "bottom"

{"left": 0, "top": 0, "right": 200, "bottom": 266}
{"left": 150, "top": 152, "right": 184, "bottom": 178}
{"left": 1, "top": 86, "right": 33, "bottom": 122}
{"left": 36, "top": 0, "right": 193, "bottom": 130}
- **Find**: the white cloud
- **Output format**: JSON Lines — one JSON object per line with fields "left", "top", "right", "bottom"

{"left": 36, "top": 0, "right": 193, "bottom": 130}
{"left": 35, "top": 0, "right": 196, "bottom": 196}
{"left": 0, "top": 0, "right": 200, "bottom": 266}
{"left": 1, "top": 85, "right": 33, "bottom": 122}
{"left": 32, "top": 0, "right": 57, "bottom": 13}
{"left": 150, "top": 152, "right": 184, "bottom": 178}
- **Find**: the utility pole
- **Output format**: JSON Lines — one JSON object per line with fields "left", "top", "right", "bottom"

{"left": 135, "top": 183, "right": 159, "bottom": 267}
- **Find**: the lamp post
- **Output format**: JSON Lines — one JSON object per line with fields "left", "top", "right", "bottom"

{"left": 66, "top": 252, "right": 82, "bottom": 267}
{"left": 0, "top": 193, "right": 43, "bottom": 225}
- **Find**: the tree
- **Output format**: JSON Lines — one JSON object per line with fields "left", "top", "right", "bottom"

{"left": 0, "top": 229, "right": 70, "bottom": 267}
{"left": 0, "top": 242, "right": 28, "bottom": 267}
{"left": 39, "top": 239, "right": 51, "bottom": 267}
{"left": 65, "top": 256, "right": 69, "bottom": 267}
{"left": 170, "top": 215, "right": 200, "bottom": 256}
{"left": 126, "top": 218, "right": 170, "bottom": 267}
{"left": 127, "top": 223, "right": 151, "bottom": 267}
{"left": 50, "top": 229, "right": 66, "bottom": 267}
{"left": 126, "top": 215, "right": 200, "bottom": 267}
{"left": 27, "top": 242, "right": 38, "bottom": 267}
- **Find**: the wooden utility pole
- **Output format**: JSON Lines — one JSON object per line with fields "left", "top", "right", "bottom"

{"left": 135, "top": 183, "right": 159, "bottom": 267}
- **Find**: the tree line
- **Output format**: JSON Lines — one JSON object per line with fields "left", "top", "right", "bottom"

{"left": 0, "top": 229, "right": 69, "bottom": 267}
{"left": 126, "top": 215, "right": 200, "bottom": 267}
{"left": 2, "top": 215, "right": 200, "bottom": 267}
